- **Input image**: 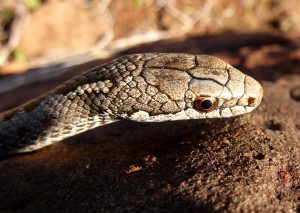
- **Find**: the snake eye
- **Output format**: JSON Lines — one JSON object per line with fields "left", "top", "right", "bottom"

{"left": 194, "top": 97, "right": 218, "bottom": 112}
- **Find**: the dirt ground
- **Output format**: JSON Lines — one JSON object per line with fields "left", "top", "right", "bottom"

{"left": 0, "top": 32, "right": 299, "bottom": 212}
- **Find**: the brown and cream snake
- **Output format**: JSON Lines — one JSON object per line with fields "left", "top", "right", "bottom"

{"left": 0, "top": 53, "right": 263, "bottom": 155}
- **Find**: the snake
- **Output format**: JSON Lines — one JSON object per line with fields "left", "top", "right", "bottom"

{"left": 0, "top": 53, "right": 263, "bottom": 155}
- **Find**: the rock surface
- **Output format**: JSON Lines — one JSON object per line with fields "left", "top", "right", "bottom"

{"left": 0, "top": 33, "right": 299, "bottom": 212}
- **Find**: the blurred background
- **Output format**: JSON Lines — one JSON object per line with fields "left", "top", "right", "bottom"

{"left": 0, "top": 0, "right": 300, "bottom": 110}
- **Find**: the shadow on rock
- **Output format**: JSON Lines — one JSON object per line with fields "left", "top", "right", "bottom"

{"left": 0, "top": 117, "right": 239, "bottom": 212}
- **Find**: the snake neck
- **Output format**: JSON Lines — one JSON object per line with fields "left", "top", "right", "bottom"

{"left": 0, "top": 93, "right": 115, "bottom": 155}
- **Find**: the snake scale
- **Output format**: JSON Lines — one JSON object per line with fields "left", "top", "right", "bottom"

{"left": 0, "top": 53, "right": 263, "bottom": 155}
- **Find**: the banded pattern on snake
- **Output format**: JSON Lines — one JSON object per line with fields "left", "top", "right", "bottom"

{"left": 0, "top": 53, "right": 263, "bottom": 155}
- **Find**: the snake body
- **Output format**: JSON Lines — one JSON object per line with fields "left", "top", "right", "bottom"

{"left": 0, "top": 53, "right": 263, "bottom": 155}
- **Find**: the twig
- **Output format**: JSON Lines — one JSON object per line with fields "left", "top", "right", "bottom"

{"left": 0, "top": 1, "right": 30, "bottom": 65}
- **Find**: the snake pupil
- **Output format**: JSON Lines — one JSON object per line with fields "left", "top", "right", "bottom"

{"left": 200, "top": 99, "right": 213, "bottom": 110}
{"left": 194, "top": 97, "right": 216, "bottom": 112}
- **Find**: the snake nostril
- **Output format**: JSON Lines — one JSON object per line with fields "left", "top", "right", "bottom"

{"left": 248, "top": 97, "right": 255, "bottom": 105}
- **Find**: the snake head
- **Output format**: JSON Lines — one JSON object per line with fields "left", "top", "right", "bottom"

{"left": 121, "top": 54, "right": 263, "bottom": 121}
{"left": 184, "top": 55, "right": 263, "bottom": 119}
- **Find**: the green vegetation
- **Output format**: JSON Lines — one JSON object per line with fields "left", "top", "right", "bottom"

{"left": 13, "top": 50, "right": 26, "bottom": 62}
{"left": 23, "top": 0, "right": 42, "bottom": 10}
{"left": 0, "top": 8, "right": 13, "bottom": 24}
{"left": 133, "top": 0, "right": 143, "bottom": 9}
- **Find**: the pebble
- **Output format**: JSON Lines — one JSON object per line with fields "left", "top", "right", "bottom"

{"left": 290, "top": 85, "right": 300, "bottom": 102}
